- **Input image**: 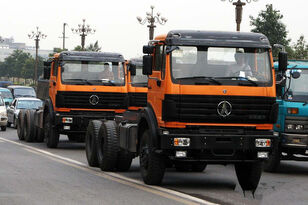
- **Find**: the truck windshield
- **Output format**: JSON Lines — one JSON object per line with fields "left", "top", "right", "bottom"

{"left": 131, "top": 64, "right": 148, "bottom": 87}
{"left": 171, "top": 46, "right": 272, "bottom": 86}
{"left": 61, "top": 61, "right": 125, "bottom": 86}
{"left": 285, "top": 69, "right": 308, "bottom": 101}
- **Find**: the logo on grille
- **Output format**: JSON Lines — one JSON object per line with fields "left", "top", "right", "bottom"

{"left": 89, "top": 95, "right": 99, "bottom": 105}
{"left": 223, "top": 89, "right": 227, "bottom": 94}
{"left": 217, "top": 101, "right": 232, "bottom": 117}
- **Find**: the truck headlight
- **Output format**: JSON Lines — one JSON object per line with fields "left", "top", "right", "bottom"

{"left": 286, "top": 124, "right": 295, "bottom": 130}
{"left": 295, "top": 125, "right": 304, "bottom": 130}
{"left": 174, "top": 138, "right": 190, "bottom": 147}
{"left": 255, "top": 139, "right": 271, "bottom": 148}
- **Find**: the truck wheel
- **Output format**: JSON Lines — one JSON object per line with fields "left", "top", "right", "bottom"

{"left": 85, "top": 120, "right": 102, "bottom": 167}
{"left": 235, "top": 162, "right": 262, "bottom": 193}
{"left": 17, "top": 110, "right": 26, "bottom": 140}
{"left": 263, "top": 144, "right": 281, "bottom": 173}
{"left": 36, "top": 128, "right": 44, "bottom": 142}
{"left": 24, "top": 110, "right": 36, "bottom": 142}
{"left": 116, "top": 149, "right": 134, "bottom": 172}
{"left": 191, "top": 162, "right": 207, "bottom": 172}
{"left": 44, "top": 112, "right": 59, "bottom": 148}
{"left": 97, "top": 120, "right": 119, "bottom": 171}
{"left": 1, "top": 126, "right": 6, "bottom": 131}
{"left": 140, "top": 130, "right": 165, "bottom": 185}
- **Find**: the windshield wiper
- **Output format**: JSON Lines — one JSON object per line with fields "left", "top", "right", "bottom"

{"left": 214, "top": 76, "right": 258, "bottom": 86}
{"left": 64, "top": 79, "right": 93, "bottom": 85}
{"left": 176, "top": 76, "right": 222, "bottom": 85}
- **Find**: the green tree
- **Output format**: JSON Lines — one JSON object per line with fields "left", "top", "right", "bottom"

{"left": 250, "top": 4, "right": 290, "bottom": 57}
{"left": 86, "top": 41, "right": 101, "bottom": 52}
{"left": 73, "top": 41, "right": 101, "bottom": 52}
{"left": 49, "top": 47, "right": 68, "bottom": 57}
{"left": 292, "top": 35, "right": 308, "bottom": 59}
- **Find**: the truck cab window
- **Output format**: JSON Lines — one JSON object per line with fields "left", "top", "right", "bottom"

{"left": 53, "top": 60, "right": 59, "bottom": 77}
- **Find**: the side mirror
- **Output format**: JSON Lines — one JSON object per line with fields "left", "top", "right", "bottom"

{"left": 129, "top": 64, "right": 136, "bottom": 76}
{"left": 143, "top": 55, "right": 153, "bottom": 75}
{"left": 43, "top": 67, "right": 51, "bottom": 80}
{"left": 278, "top": 51, "right": 288, "bottom": 73}
{"left": 291, "top": 71, "right": 301, "bottom": 79}
{"left": 143, "top": 45, "right": 155, "bottom": 54}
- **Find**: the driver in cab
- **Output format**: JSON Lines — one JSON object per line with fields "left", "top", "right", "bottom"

{"left": 228, "top": 51, "right": 254, "bottom": 78}
{"left": 101, "top": 63, "right": 114, "bottom": 80}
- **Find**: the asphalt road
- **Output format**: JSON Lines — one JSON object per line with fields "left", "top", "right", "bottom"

{"left": 1, "top": 127, "right": 308, "bottom": 205}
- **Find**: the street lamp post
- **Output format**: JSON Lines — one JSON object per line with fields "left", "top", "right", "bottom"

{"left": 61, "top": 23, "right": 68, "bottom": 50}
{"left": 222, "top": 0, "right": 258, "bottom": 31}
{"left": 28, "top": 27, "right": 47, "bottom": 83}
{"left": 137, "top": 5, "right": 168, "bottom": 40}
{"left": 71, "top": 19, "right": 96, "bottom": 50}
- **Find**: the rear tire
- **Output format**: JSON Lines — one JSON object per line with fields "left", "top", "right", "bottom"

{"left": 85, "top": 120, "right": 102, "bottom": 167}
{"left": 235, "top": 162, "right": 262, "bottom": 193}
{"left": 24, "top": 110, "right": 36, "bottom": 142}
{"left": 44, "top": 112, "right": 59, "bottom": 148}
{"left": 1, "top": 126, "right": 6, "bottom": 131}
{"left": 140, "top": 130, "right": 165, "bottom": 185}
{"left": 116, "top": 149, "right": 134, "bottom": 172}
{"left": 97, "top": 120, "right": 119, "bottom": 171}
{"left": 17, "top": 110, "right": 26, "bottom": 140}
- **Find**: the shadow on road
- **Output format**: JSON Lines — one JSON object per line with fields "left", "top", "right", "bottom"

{"left": 275, "top": 161, "right": 308, "bottom": 176}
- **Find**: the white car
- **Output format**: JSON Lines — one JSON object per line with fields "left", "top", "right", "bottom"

{"left": 0, "top": 96, "right": 8, "bottom": 131}
{"left": 7, "top": 97, "right": 43, "bottom": 128}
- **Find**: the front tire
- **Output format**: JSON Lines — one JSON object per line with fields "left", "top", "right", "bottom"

{"left": 139, "top": 130, "right": 165, "bottom": 185}
{"left": 235, "top": 162, "right": 262, "bottom": 193}
{"left": 263, "top": 143, "right": 281, "bottom": 173}
{"left": 97, "top": 120, "right": 118, "bottom": 171}
{"left": 1, "top": 126, "right": 6, "bottom": 131}
{"left": 44, "top": 112, "right": 59, "bottom": 148}
{"left": 17, "top": 110, "right": 26, "bottom": 140}
{"left": 85, "top": 120, "right": 102, "bottom": 167}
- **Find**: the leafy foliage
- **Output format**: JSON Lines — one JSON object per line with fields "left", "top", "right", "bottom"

{"left": 0, "top": 50, "right": 43, "bottom": 79}
{"left": 73, "top": 41, "right": 101, "bottom": 52}
{"left": 250, "top": 4, "right": 290, "bottom": 57}
{"left": 292, "top": 35, "right": 308, "bottom": 59}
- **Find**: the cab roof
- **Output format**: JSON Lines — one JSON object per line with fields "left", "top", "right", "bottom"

{"left": 161, "top": 30, "right": 271, "bottom": 48}
{"left": 56, "top": 51, "right": 125, "bottom": 62}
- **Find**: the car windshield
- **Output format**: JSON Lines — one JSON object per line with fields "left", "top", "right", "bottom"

{"left": 285, "top": 69, "right": 308, "bottom": 101}
{"left": 61, "top": 61, "right": 125, "bottom": 86}
{"left": 14, "top": 88, "right": 36, "bottom": 97}
{"left": 171, "top": 46, "right": 272, "bottom": 86}
{"left": 131, "top": 64, "right": 148, "bottom": 87}
{"left": 16, "top": 100, "right": 43, "bottom": 109}
{"left": 0, "top": 90, "right": 13, "bottom": 99}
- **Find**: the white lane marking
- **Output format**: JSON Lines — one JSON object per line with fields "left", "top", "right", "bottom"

{"left": 0, "top": 137, "right": 219, "bottom": 205}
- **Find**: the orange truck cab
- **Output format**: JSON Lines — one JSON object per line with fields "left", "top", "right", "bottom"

{"left": 127, "top": 58, "right": 148, "bottom": 109}
{"left": 101, "top": 30, "right": 288, "bottom": 192}
{"left": 36, "top": 51, "right": 128, "bottom": 148}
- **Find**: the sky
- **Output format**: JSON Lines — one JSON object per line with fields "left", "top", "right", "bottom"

{"left": 0, "top": 0, "right": 307, "bottom": 59}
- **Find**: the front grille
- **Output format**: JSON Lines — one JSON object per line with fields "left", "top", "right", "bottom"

{"left": 129, "top": 92, "right": 147, "bottom": 107}
{"left": 56, "top": 91, "right": 128, "bottom": 109}
{"left": 285, "top": 116, "right": 308, "bottom": 134}
{"left": 162, "top": 94, "right": 277, "bottom": 124}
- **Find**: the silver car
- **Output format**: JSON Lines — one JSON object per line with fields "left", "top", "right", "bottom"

{"left": 7, "top": 97, "right": 43, "bottom": 128}
{"left": 0, "top": 96, "right": 8, "bottom": 131}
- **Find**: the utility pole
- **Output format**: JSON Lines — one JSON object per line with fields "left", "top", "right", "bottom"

{"left": 71, "top": 19, "right": 96, "bottom": 50}
{"left": 28, "top": 27, "right": 47, "bottom": 83}
{"left": 221, "top": 0, "right": 258, "bottom": 31}
{"left": 137, "top": 6, "right": 168, "bottom": 40}
{"left": 61, "top": 23, "right": 68, "bottom": 50}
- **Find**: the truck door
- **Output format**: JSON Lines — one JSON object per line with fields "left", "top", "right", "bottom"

{"left": 49, "top": 59, "right": 59, "bottom": 108}
{"left": 148, "top": 45, "right": 166, "bottom": 121}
